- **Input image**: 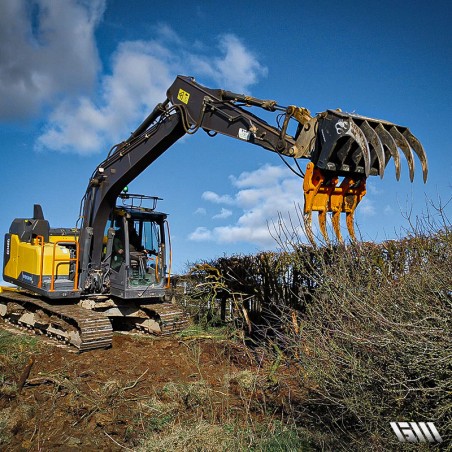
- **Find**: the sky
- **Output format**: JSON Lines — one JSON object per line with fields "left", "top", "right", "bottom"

{"left": 1, "top": 0, "right": 451, "bottom": 276}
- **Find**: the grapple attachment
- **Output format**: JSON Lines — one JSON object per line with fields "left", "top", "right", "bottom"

{"left": 292, "top": 109, "right": 427, "bottom": 244}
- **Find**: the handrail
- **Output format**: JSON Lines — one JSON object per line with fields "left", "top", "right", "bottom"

{"left": 164, "top": 220, "right": 172, "bottom": 288}
{"left": 50, "top": 239, "right": 79, "bottom": 292}
{"left": 36, "top": 235, "right": 45, "bottom": 289}
{"left": 154, "top": 255, "right": 160, "bottom": 284}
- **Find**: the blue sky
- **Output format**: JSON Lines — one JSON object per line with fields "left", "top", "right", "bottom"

{"left": 1, "top": 0, "right": 451, "bottom": 276}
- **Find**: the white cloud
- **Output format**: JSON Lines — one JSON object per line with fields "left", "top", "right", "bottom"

{"left": 189, "top": 226, "right": 212, "bottom": 241}
{"left": 358, "top": 197, "right": 376, "bottom": 216}
{"left": 230, "top": 164, "right": 287, "bottom": 188}
{"left": 0, "top": 0, "right": 105, "bottom": 120}
{"left": 189, "top": 164, "right": 306, "bottom": 246}
{"left": 188, "top": 34, "right": 267, "bottom": 93}
{"left": 366, "top": 180, "right": 383, "bottom": 195}
{"left": 212, "top": 208, "right": 232, "bottom": 220}
{"left": 194, "top": 207, "right": 206, "bottom": 215}
{"left": 202, "top": 191, "right": 234, "bottom": 205}
{"left": 31, "top": 23, "right": 267, "bottom": 154}
{"left": 36, "top": 39, "right": 175, "bottom": 154}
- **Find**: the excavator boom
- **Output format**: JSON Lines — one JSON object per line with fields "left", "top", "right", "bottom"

{"left": 79, "top": 75, "right": 425, "bottom": 255}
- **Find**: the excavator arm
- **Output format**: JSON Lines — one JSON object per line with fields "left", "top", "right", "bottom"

{"left": 79, "top": 75, "right": 427, "bottom": 293}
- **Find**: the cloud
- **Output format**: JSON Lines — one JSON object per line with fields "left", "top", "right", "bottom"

{"left": 31, "top": 22, "right": 267, "bottom": 154}
{"left": 0, "top": 0, "right": 105, "bottom": 120}
{"left": 188, "top": 226, "right": 212, "bottom": 241}
{"left": 202, "top": 191, "right": 234, "bottom": 205}
{"left": 366, "top": 180, "right": 383, "bottom": 195}
{"left": 36, "top": 39, "right": 176, "bottom": 154}
{"left": 212, "top": 208, "right": 232, "bottom": 220}
{"left": 189, "top": 164, "right": 306, "bottom": 246}
{"left": 358, "top": 197, "right": 376, "bottom": 216}
{"left": 188, "top": 34, "right": 267, "bottom": 93}
{"left": 194, "top": 207, "right": 206, "bottom": 215}
{"left": 230, "top": 164, "right": 287, "bottom": 188}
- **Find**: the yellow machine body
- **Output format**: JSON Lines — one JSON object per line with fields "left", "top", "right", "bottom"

{"left": 4, "top": 234, "right": 73, "bottom": 279}
{"left": 3, "top": 226, "right": 79, "bottom": 298}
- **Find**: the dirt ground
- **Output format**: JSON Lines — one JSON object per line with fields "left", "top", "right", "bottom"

{"left": 0, "top": 327, "right": 299, "bottom": 451}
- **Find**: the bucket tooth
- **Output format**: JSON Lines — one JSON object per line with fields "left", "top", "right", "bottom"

{"left": 360, "top": 121, "right": 385, "bottom": 178}
{"left": 389, "top": 126, "right": 415, "bottom": 182}
{"left": 403, "top": 129, "right": 428, "bottom": 183}
{"left": 375, "top": 124, "right": 401, "bottom": 180}
{"left": 335, "top": 137, "right": 353, "bottom": 166}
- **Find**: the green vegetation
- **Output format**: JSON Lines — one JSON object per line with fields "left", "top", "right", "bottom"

{"left": 0, "top": 330, "right": 41, "bottom": 446}
{"left": 0, "top": 330, "right": 40, "bottom": 396}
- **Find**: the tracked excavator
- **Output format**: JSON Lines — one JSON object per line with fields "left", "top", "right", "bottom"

{"left": 1, "top": 75, "right": 427, "bottom": 350}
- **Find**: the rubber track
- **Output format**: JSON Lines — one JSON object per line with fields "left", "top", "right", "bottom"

{"left": 0, "top": 291, "right": 113, "bottom": 351}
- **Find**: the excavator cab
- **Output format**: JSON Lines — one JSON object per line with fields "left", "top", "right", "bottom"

{"left": 105, "top": 195, "right": 170, "bottom": 299}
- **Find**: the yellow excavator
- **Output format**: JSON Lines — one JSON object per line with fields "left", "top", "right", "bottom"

{"left": 1, "top": 75, "right": 427, "bottom": 350}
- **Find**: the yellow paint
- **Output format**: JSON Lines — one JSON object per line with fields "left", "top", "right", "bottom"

{"left": 177, "top": 88, "right": 190, "bottom": 104}
{"left": 4, "top": 234, "right": 73, "bottom": 281}
{"left": 0, "top": 286, "right": 18, "bottom": 293}
{"left": 303, "top": 162, "right": 367, "bottom": 243}
{"left": 49, "top": 234, "right": 77, "bottom": 244}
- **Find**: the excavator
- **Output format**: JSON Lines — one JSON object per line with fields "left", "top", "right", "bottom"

{"left": 1, "top": 75, "right": 428, "bottom": 350}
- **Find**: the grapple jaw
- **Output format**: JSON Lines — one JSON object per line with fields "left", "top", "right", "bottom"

{"left": 303, "top": 162, "right": 366, "bottom": 244}
{"left": 292, "top": 109, "right": 427, "bottom": 244}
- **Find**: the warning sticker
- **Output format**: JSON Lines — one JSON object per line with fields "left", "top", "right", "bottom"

{"left": 177, "top": 89, "right": 190, "bottom": 104}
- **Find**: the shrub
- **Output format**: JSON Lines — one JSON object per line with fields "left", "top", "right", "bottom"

{"left": 198, "top": 217, "right": 451, "bottom": 449}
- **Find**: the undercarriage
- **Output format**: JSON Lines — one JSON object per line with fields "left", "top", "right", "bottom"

{"left": 0, "top": 287, "right": 189, "bottom": 351}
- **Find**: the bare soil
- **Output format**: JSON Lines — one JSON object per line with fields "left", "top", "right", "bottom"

{"left": 0, "top": 329, "right": 298, "bottom": 451}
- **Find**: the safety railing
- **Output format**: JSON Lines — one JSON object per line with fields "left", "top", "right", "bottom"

{"left": 36, "top": 235, "right": 45, "bottom": 289}
{"left": 47, "top": 239, "right": 79, "bottom": 292}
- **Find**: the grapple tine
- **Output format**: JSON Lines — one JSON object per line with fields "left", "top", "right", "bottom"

{"left": 360, "top": 121, "right": 385, "bottom": 178}
{"left": 303, "top": 162, "right": 323, "bottom": 246}
{"left": 302, "top": 162, "right": 366, "bottom": 245}
{"left": 346, "top": 212, "right": 357, "bottom": 242}
{"left": 318, "top": 210, "right": 329, "bottom": 244}
{"left": 348, "top": 119, "right": 371, "bottom": 176}
{"left": 403, "top": 129, "right": 428, "bottom": 183}
{"left": 375, "top": 124, "right": 401, "bottom": 180}
{"left": 304, "top": 211, "right": 316, "bottom": 246}
{"left": 332, "top": 211, "right": 343, "bottom": 243}
{"left": 389, "top": 126, "right": 415, "bottom": 182}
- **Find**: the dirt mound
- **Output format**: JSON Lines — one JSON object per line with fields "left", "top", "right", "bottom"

{"left": 1, "top": 331, "right": 274, "bottom": 450}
